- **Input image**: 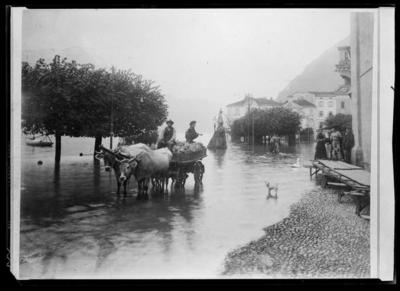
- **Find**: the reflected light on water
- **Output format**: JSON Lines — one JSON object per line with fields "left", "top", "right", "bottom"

{"left": 20, "top": 134, "right": 318, "bottom": 279}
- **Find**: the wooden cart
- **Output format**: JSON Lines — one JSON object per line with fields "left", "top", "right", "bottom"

{"left": 310, "top": 159, "right": 370, "bottom": 218}
{"left": 169, "top": 151, "right": 207, "bottom": 188}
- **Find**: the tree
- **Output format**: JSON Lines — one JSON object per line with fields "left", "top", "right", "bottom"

{"left": 324, "top": 113, "right": 352, "bottom": 132}
{"left": 230, "top": 107, "right": 301, "bottom": 144}
{"left": 22, "top": 56, "right": 84, "bottom": 164}
{"left": 22, "top": 56, "right": 169, "bottom": 163}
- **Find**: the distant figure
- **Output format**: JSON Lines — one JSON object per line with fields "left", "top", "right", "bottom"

{"left": 185, "top": 121, "right": 202, "bottom": 143}
{"left": 270, "top": 134, "right": 280, "bottom": 154}
{"left": 157, "top": 119, "right": 176, "bottom": 149}
{"left": 207, "top": 109, "right": 227, "bottom": 150}
{"left": 314, "top": 129, "right": 327, "bottom": 160}
{"left": 324, "top": 129, "right": 333, "bottom": 160}
{"left": 330, "top": 128, "right": 343, "bottom": 160}
{"left": 342, "top": 127, "right": 355, "bottom": 163}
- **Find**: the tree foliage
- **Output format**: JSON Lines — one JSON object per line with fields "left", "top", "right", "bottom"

{"left": 22, "top": 55, "right": 168, "bottom": 159}
{"left": 231, "top": 107, "right": 301, "bottom": 143}
{"left": 324, "top": 113, "right": 352, "bottom": 132}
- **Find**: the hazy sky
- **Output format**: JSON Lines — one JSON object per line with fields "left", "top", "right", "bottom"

{"left": 22, "top": 9, "right": 351, "bottom": 132}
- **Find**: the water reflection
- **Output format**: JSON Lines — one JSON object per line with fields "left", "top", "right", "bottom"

{"left": 93, "top": 158, "right": 101, "bottom": 196}
{"left": 19, "top": 136, "right": 317, "bottom": 278}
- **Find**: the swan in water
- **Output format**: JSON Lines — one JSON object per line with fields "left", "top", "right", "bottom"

{"left": 291, "top": 158, "right": 301, "bottom": 168}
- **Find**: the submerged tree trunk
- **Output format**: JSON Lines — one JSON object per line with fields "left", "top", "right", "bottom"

{"left": 55, "top": 133, "right": 62, "bottom": 165}
{"left": 94, "top": 134, "right": 102, "bottom": 156}
{"left": 288, "top": 134, "right": 296, "bottom": 146}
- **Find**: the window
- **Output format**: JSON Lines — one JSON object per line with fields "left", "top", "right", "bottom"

{"left": 328, "top": 101, "right": 333, "bottom": 107}
{"left": 319, "top": 111, "right": 324, "bottom": 117}
{"left": 235, "top": 107, "right": 240, "bottom": 115}
{"left": 319, "top": 122, "right": 324, "bottom": 129}
{"left": 341, "top": 101, "right": 345, "bottom": 109}
{"left": 318, "top": 100, "right": 324, "bottom": 107}
{"left": 329, "top": 112, "right": 333, "bottom": 116}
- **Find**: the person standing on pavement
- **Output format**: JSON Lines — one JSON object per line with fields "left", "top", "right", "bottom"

{"left": 330, "top": 127, "right": 343, "bottom": 160}
{"left": 324, "top": 128, "right": 333, "bottom": 160}
{"left": 342, "top": 127, "right": 355, "bottom": 163}
{"left": 314, "top": 129, "right": 327, "bottom": 160}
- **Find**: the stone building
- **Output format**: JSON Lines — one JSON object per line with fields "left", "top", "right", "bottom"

{"left": 282, "top": 99, "right": 316, "bottom": 130}
{"left": 226, "top": 95, "right": 281, "bottom": 126}
{"left": 310, "top": 91, "right": 352, "bottom": 130}
{"left": 285, "top": 90, "right": 351, "bottom": 133}
{"left": 350, "top": 12, "right": 374, "bottom": 170}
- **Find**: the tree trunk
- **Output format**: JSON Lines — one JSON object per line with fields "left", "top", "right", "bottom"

{"left": 94, "top": 134, "right": 102, "bottom": 156}
{"left": 288, "top": 134, "right": 296, "bottom": 146}
{"left": 55, "top": 133, "right": 62, "bottom": 165}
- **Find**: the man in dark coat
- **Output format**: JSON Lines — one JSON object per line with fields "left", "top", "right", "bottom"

{"left": 342, "top": 127, "right": 355, "bottom": 163}
{"left": 157, "top": 120, "right": 176, "bottom": 149}
{"left": 185, "top": 121, "right": 202, "bottom": 143}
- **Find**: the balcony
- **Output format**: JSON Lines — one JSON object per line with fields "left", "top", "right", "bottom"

{"left": 335, "top": 59, "right": 351, "bottom": 80}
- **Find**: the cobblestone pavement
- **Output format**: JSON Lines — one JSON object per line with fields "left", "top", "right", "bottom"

{"left": 223, "top": 188, "right": 370, "bottom": 278}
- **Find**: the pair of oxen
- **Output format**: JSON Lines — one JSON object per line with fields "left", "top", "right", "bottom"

{"left": 95, "top": 143, "right": 176, "bottom": 198}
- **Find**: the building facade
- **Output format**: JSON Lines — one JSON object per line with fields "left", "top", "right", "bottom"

{"left": 310, "top": 91, "right": 352, "bottom": 130}
{"left": 285, "top": 91, "right": 351, "bottom": 133}
{"left": 350, "top": 12, "right": 374, "bottom": 170}
{"left": 226, "top": 95, "right": 281, "bottom": 125}
{"left": 283, "top": 99, "right": 316, "bottom": 130}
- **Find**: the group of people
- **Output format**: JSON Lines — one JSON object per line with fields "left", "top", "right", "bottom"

{"left": 268, "top": 134, "right": 281, "bottom": 154}
{"left": 314, "top": 127, "right": 355, "bottom": 163}
{"left": 157, "top": 119, "right": 203, "bottom": 149}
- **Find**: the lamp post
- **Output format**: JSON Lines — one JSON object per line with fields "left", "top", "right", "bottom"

{"left": 247, "top": 95, "right": 250, "bottom": 145}
{"left": 110, "top": 94, "right": 114, "bottom": 149}
{"left": 252, "top": 110, "right": 254, "bottom": 149}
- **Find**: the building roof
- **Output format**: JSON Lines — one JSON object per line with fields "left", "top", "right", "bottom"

{"left": 227, "top": 97, "right": 281, "bottom": 107}
{"left": 292, "top": 99, "right": 316, "bottom": 108}
{"left": 255, "top": 98, "right": 282, "bottom": 106}
{"left": 334, "top": 84, "right": 351, "bottom": 95}
{"left": 309, "top": 91, "right": 339, "bottom": 97}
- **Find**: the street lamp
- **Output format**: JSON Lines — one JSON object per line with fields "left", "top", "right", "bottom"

{"left": 110, "top": 94, "right": 114, "bottom": 149}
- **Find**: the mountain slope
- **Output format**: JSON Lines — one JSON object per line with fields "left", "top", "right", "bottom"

{"left": 276, "top": 36, "right": 350, "bottom": 102}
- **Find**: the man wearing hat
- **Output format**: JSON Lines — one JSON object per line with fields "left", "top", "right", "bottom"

{"left": 157, "top": 119, "right": 176, "bottom": 149}
{"left": 185, "top": 121, "right": 202, "bottom": 143}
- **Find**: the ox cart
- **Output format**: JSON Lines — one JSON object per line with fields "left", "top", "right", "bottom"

{"left": 169, "top": 148, "right": 206, "bottom": 188}
{"left": 96, "top": 143, "right": 206, "bottom": 195}
{"left": 309, "top": 159, "right": 370, "bottom": 218}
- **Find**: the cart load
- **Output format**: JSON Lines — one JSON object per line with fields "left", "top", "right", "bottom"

{"left": 171, "top": 141, "right": 207, "bottom": 162}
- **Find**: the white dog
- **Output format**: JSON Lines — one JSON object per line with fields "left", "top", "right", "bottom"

{"left": 265, "top": 182, "right": 278, "bottom": 199}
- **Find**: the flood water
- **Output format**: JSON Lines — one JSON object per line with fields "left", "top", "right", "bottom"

{"left": 19, "top": 133, "right": 318, "bottom": 279}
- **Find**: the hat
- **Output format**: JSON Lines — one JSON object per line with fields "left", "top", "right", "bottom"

{"left": 190, "top": 120, "right": 196, "bottom": 125}
{"left": 166, "top": 119, "right": 174, "bottom": 125}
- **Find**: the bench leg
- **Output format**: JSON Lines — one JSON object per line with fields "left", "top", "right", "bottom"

{"left": 338, "top": 192, "right": 344, "bottom": 203}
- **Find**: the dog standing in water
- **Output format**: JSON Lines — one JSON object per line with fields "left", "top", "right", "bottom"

{"left": 265, "top": 182, "right": 278, "bottom": 199}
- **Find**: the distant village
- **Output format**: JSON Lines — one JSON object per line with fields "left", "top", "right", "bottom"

{"left": 225, "top": 13, "right": 372, "bottom": 171}
{"left": 226, "top": 46, "right": 351, "bottom": 138}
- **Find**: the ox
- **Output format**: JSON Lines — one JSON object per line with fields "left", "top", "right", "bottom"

{"left": 119, "top": 147, "right": 172, "bottom": 198}
{"left": 95, "top": 143, "right": 151, "bottom": 196}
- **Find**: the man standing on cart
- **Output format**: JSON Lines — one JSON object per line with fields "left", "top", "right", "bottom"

{"left": 185, "top": 121, "right": 202, "bottom": 143}
{"left": 157, "top": 119, "right": 176, "bottom": 149}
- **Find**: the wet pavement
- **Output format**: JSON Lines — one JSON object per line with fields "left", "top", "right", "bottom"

{"left": 19, "top": 134, "right": 318, "bottom": 279}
